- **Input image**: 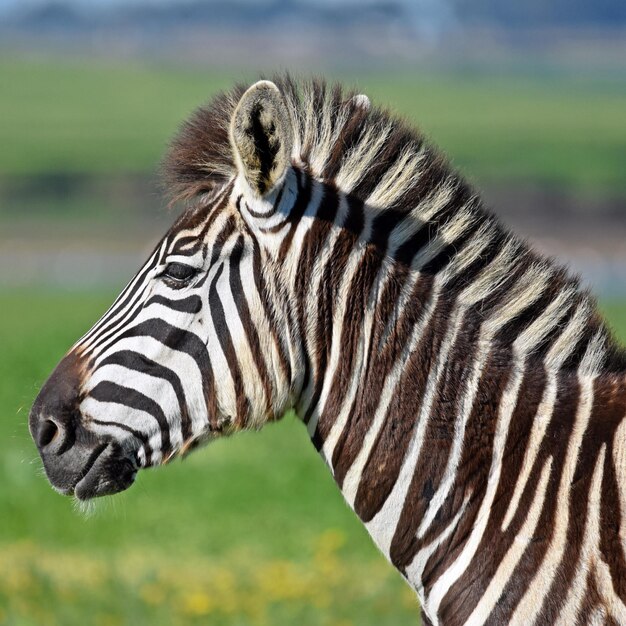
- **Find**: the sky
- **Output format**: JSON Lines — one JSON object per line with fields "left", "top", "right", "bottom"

{"left": 0, "top": 0, "right": 452, "bottom": 33}
{"left": 0, "top": 0, "right": 422, "bottom": 9}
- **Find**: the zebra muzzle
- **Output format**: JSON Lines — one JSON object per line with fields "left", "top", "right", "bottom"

{"left": 30, "top": 350, "right": 137, "bottom": 500}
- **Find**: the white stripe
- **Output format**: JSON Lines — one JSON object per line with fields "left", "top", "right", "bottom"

{"left": 365, "top": 303, "right": 465, "bottom": 558}
{"left": 405, "top": 493, "right": 471, "bottom": 601}
{"left": 341, "top": 299, "right": 438, "bottom": 507}
{"left": 426, "top": 360, "right": 526, "bottom": 617}
{"left": 509, "top": 375, "right": 595, "bottom": 625}
{"left": 465, "top": 456, "right": 553, "bottom": 624}
{"left": 305, "top": 242, "right": 368, "bottom": 436}
{"left": 87, "top": 335, "right": 209, "bottom": 435}
{"left": 554, "top": 445, "right": 605, "bottom": 626}
{"left": 501, "top": 298, "right": 589, "bottom": 531}
{"left": 86, "top": 363, "right": 184, "bottom": 451}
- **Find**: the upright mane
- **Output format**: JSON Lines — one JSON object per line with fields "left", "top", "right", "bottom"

{"left": 163, "top": 73, "right": 626, "bottom": 373}
{"left": 163, "top": 74, "right": 451, "bottom": 209}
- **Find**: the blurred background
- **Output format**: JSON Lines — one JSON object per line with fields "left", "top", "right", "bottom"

{"left": 0, "top": 1, "right": 625, "bottom": 625}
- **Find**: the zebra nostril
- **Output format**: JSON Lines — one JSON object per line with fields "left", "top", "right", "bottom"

{"left": 37, "top": 419, "right": 61, "bottom": 449}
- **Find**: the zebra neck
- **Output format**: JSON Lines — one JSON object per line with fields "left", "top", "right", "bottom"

{"left": 295, "top": 262, "right": 626, "bottom": 605}
{"left": 305, "top": 341, "right": 626, "bottom": 612}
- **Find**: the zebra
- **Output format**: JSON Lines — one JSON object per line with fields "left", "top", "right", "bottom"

{"left": 30, "top": 75, "right": 626, "bottom": 625}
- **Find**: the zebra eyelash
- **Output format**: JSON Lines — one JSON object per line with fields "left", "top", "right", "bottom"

{"left": 159, "top": 262, "right": 201, "bottom": 288}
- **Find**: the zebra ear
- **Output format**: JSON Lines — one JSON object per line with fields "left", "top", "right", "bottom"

{"left": 351, "top": 94, "right": 371, "bottom": 110}
{"left": 230, "top": 80, "right": 293, "bottom": 198}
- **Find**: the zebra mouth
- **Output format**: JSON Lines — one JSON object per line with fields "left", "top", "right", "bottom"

{"left": 46, "top": 442, "right": 137, "bottom": 501}
{"left": 71, "top": 444, "right": 137, "bottom": 500}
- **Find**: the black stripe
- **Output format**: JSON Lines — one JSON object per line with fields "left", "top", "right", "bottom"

{"left": 145, "top": 294, "right": 203, "bottom": 314}
{"left": 208, "top": 263, "right": 250, "bottom": 427}
{"left": 277, "top": 170, "right": 312, "bottom": 261}
{"left": 108, "top": 318, "right": 216, "bottom": 427}
{"left": 91, "top": 418, "right": 152, "bottom": 466}
{"left": 229, "top": 235, "right": 274, "bottom": 418}
{"left": 251, "top": 237, "right": 291, "bottom": 382}
{"left": 97, "top": 350, "right": 193, "bottom": 443}
{"left": 342, "top": 195, "right": 365, "bottom": 239}
{"left": 82, "top": 247, "right": 162, "bottom": 348}
{"left": 420, "top": 215, "right": 482, "bottom": 276}
{"left": 88, "top": 381, "right": 172, "bottom": 456}
{"left": 169, "top": 235, "right": 203, "bottom": 257}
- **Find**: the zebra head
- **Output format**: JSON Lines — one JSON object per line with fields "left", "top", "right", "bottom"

{"left": 30, "top": 80, "right": 310, "bottom": 499}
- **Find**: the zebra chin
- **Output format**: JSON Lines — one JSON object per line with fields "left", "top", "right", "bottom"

{"left": 41, "top": 441, "right": 138, "bottom": 501}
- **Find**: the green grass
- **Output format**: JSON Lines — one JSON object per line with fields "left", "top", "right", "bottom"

{"left": 0, "top": 58, "right": 625, "bottom": 193}
{"left": 1, "top": 291, "right": 625, "bottom": 625}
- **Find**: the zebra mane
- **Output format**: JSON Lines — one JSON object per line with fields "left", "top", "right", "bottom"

{"left": 163, "top": 73, "right": 452, "bottom": 209}
{"left": 163, "top": 74, "right": 626, "bottom": 374}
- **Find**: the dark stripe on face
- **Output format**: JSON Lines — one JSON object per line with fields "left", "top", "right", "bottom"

{"left": 242, "top": 186, "right": 284, "bottom": 219}
{"left": 168, "top": 235, "right": 204, "bottom": 257}
{"left": 208, "top": 215, "right": 238, "bottom": 268}
{"left": 91, "top": 418, "right": 153, "bottom": 466}
{"left": 167, "top": 182, "right": 233, "bottom": 258}
{"left": 108, "top": 318, "right": 217, "bottom": 428}
{"left": 251, "top": 238, "right": 291, "bottom": 383}
{"left": 90, "top": 295, "right": 155, "bottom": 362}
{"left": 88, "top": 380, "right": 172, "bottom": 458}
{"left": 228, "top": 234, "right": 274, "bottom": 419}
{"left": 81, "top": 247, "right": 163, "bottom": 352}
{"left": 145, "top": 294, "right": 203, "bottom": 314}
{"left": 195, "top": 186, "right": 235, "bottom": 252}
{"left": 208, "top": 262, "right": 251, "bottom": 428}
{"left": 97, "top": 350, "right": 193, "bottom": 443}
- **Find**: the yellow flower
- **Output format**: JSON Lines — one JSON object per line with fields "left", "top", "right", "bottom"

{"left": 180, "top": 590, "right": 214, "bottom": 616}
{"left": 316, "top": 529, "right": 347, "bottom": 554}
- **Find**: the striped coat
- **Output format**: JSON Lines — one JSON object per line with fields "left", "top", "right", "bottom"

{"left": 30, "top": 75, "right": 626, "bottom": 625}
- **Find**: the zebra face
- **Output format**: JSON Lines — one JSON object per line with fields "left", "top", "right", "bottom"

{"left": 30, "top": 80, "right": 296, "bottom": 499}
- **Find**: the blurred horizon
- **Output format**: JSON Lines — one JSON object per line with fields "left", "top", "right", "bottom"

{"left": 1, "top": 0, "right": 625, "bottom": 71}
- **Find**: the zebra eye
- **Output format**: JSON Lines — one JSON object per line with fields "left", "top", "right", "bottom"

{"left": 162, "top": 262, "right": 198, "bottom": 285}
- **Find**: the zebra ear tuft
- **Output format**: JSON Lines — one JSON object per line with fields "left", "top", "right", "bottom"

{"left": 230, "top": 80, "right": 293, "bottom": 198}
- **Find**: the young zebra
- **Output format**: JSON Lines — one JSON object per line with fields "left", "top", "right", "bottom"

{"left": 30, "top": 76, "right": 626, "bottom": 625}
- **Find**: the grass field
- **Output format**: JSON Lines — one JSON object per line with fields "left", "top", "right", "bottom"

{"left": 0, "top": 58, "right": 625, "bottom": 193}
{"left": 1, "top": 292, "right": 625, "bottom": 625}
